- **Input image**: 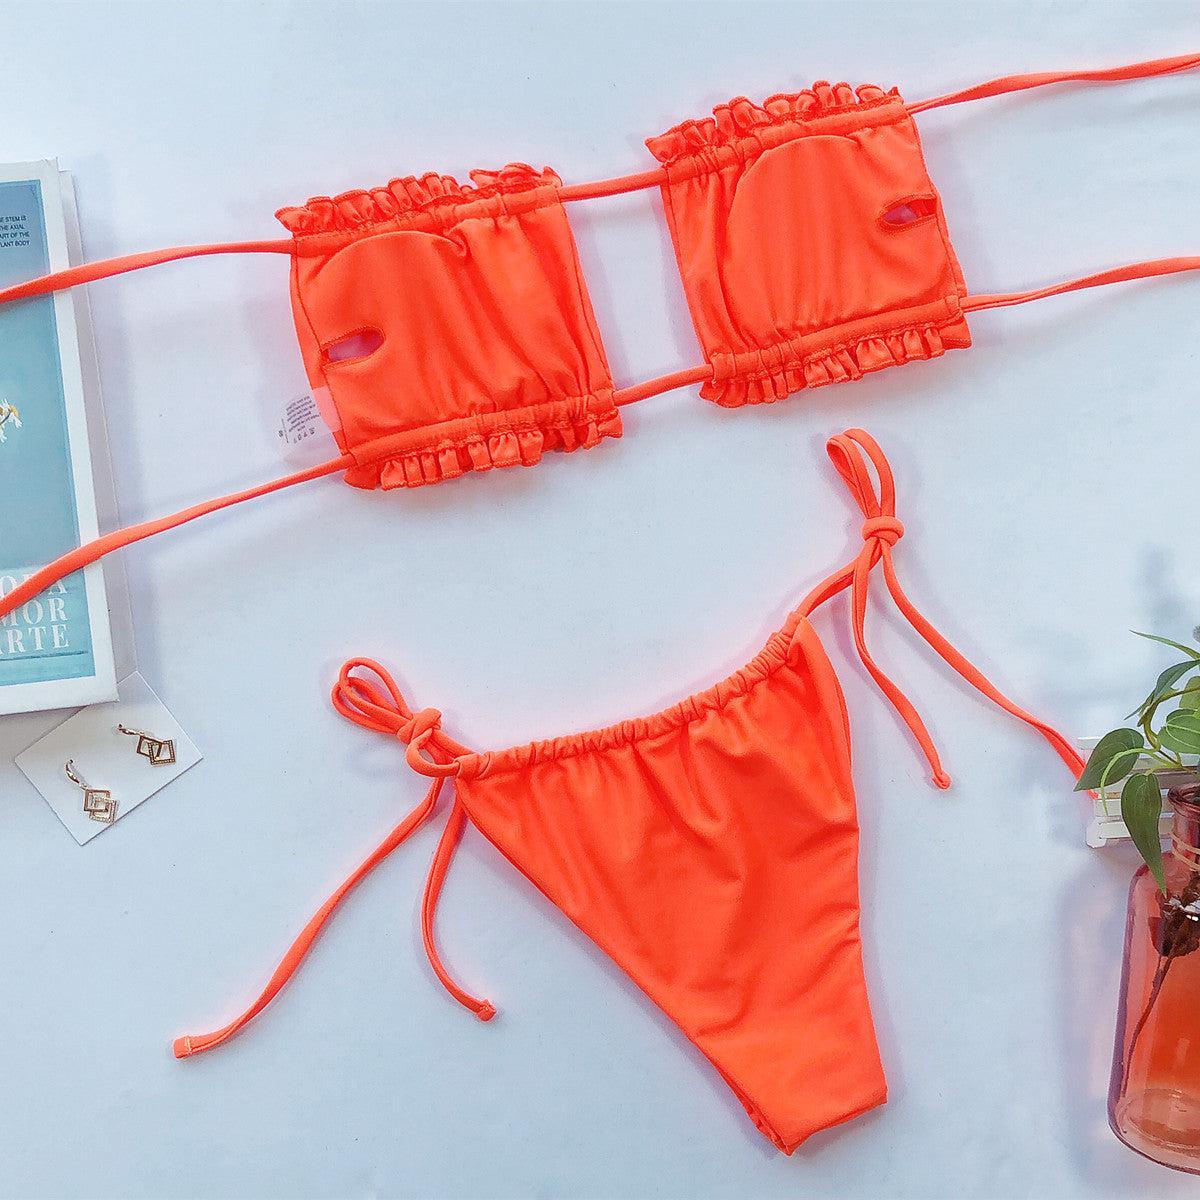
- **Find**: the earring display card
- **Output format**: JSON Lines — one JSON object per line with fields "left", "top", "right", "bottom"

{"left": 14, "top": 671, "right": 201, "bottom": 844}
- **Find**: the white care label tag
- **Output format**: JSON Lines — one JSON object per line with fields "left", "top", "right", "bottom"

{"left": 276, "top": 391, "right": 337, "bottom": 466}
{"left": 15, "top": 671, "right": 202, "bottom": 844}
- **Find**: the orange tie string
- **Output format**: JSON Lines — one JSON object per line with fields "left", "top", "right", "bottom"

{"left": 0, "top": 238, "right": 294, "bottom": 306}
{"left": 173, "top": 658, "right": 493, "bottom": 1061}
{"left": 798, "top": 429, "right": 1085, "bottom": 787}
{"left": 908, "top": 50, "right": 1200, "bottom": 114}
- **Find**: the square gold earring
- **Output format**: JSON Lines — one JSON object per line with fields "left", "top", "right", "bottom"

{"left": 65, "top": 759, "right": 118, "bottom": 824}
{"left": 117, "top": 723, "right": 176, "bottom": 765}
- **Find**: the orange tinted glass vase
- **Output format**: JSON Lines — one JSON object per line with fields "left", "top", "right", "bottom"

{"left": 1109, "top": 784, "right": 1200, "bottom": 1172}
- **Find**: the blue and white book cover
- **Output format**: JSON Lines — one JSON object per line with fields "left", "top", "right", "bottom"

{"left": 0, "top": 160, "right": 116, "bottom": 713}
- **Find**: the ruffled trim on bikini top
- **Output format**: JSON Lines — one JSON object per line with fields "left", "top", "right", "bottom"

{"left": 645, "top": 82, "right": 899, "bottom": 165}
{"left": 343, "top": 396, "right": 622, "bottom": 491}
{"left": 276, "top": 163, "right": 561, "bottom": 236}
{"left": 704, "top": 311, "right": 971, "bottom": 408}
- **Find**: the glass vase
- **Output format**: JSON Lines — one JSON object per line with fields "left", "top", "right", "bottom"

{"left": 1109, "top": 782, "right": 1200, "bottom": 1172}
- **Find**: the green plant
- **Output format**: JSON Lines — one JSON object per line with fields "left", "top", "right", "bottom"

{"left": 1077, "top": 630, "right": 1200, "bottom": 892}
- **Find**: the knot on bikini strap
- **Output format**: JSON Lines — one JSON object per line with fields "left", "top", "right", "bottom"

{"left": 861, "top": 516, "right": 904, "bottom": 546}
{"left": 798, "top": 429, "right": 950, "bottom": 789}
{"left": 332, "top": 659, "right": 459, "bottom": 778}
{"left": 795, "top": 428, "right": 1086, "bottom": 792}
{"left": 397, "top": 707, "right": 442, "bottom": 743}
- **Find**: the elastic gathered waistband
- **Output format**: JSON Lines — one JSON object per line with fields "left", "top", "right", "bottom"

{"left": 455, "top": 627, "right": 802, "bottom": 780}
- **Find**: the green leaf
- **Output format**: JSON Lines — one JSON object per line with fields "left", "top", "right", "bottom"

{"left": 1075, "top": 728, "right": 1145, "bottom": 791}
{"left": 1129, "top": 661, "right": 1199, "bottom": 719}
{"left": 1133, "top": 631, "right": 1200, "bottom": 660}
{"left": 1160, "top": 709, "right": 1200, "bottom": 755}
{"left": 1099, "top": 747, "right": 1150, "bottom": 790}
{"left": 1179, "top": 681, "right": 1200, "bottom": 711}
{"left": 1121, "top": 772, "right": 1166, "bottom": 893}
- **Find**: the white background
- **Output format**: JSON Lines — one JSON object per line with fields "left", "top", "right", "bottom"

{"left": 1, "top": 3, "right": 1199, "bottom": 1197}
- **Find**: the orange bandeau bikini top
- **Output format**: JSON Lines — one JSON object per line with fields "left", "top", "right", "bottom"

{"left": 0, "top": 51, "right": 1198, "bottom": 621}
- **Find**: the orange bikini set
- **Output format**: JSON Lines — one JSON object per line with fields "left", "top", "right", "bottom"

{"left": 2, "top": 53, "right": 1195, "bottom": 1151}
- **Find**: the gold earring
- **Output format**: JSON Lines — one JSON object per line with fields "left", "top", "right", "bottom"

{"left": 65, "top": 759, "right": 118, "bottom": 824}
{"left": 117, "top": 723, "right": 176, "bottom": 765}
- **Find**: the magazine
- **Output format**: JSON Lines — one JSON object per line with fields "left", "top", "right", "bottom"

{"left": 0, "top": 161, "right": 117, "bottom": 714}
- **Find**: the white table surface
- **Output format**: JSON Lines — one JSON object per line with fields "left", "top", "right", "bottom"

{"left": 3, "top": 3, "right": 1200, "bottom": 1197}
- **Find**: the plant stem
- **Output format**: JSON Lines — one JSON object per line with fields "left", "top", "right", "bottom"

{"left": 1123, "top": 888, "right": 1200, "bottom": 1080}
{"left": 1140, "top": 691, "right": 1191, "bottom": 768}
{"left": 1124, "top": 952, "right": 1175, "bottom": 1079}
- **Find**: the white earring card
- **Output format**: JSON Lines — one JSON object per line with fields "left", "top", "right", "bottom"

{"left": 15, "top": 671, "right": 201, "bottom": 844}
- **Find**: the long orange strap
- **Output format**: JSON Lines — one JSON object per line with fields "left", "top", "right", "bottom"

{"left": 963, "top": 256, "right": 1200, "bottom": 312}
{"left": 0, "top": 362, "right": 714, "bottom": 630}
{"left": 0, "top": 52, "right": 1189, "bottom": 310}
{"left": 0, "top": 362, "right": 712, "bottom": 628}
{"left": 915, "top": 50, "right": 1200, "bottom": 309}
{"left": 797, "top": 429, "right": 1085, "bottom": 786}
{"left": 174, "top": 658, "right": 492, "bottom": 1060}
{"left": 0, "top": 453, "right": 354, "bottom": 624}
{"left": 0, "top": 238, "right": 293, "bottom": 306}
{"left": 908, "top": 50, "right": 1200, "bottom": 114}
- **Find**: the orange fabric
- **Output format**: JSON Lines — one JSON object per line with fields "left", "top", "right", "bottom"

{"left": 646, "top": 84, "right": 971, "bottom": 406}
{"left": 173, "top": 429, "right": 1080, "bottom": 1154}
{"left": 458, "top": 619, "right": 877, "bottom": 1153}
{"left": 276, "top": 165, "right": 619, "bottom": 491}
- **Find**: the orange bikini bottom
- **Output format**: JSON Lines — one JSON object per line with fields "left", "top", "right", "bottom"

{"left": 170, "top": 430, "right": 1082, "bottom": 1153}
